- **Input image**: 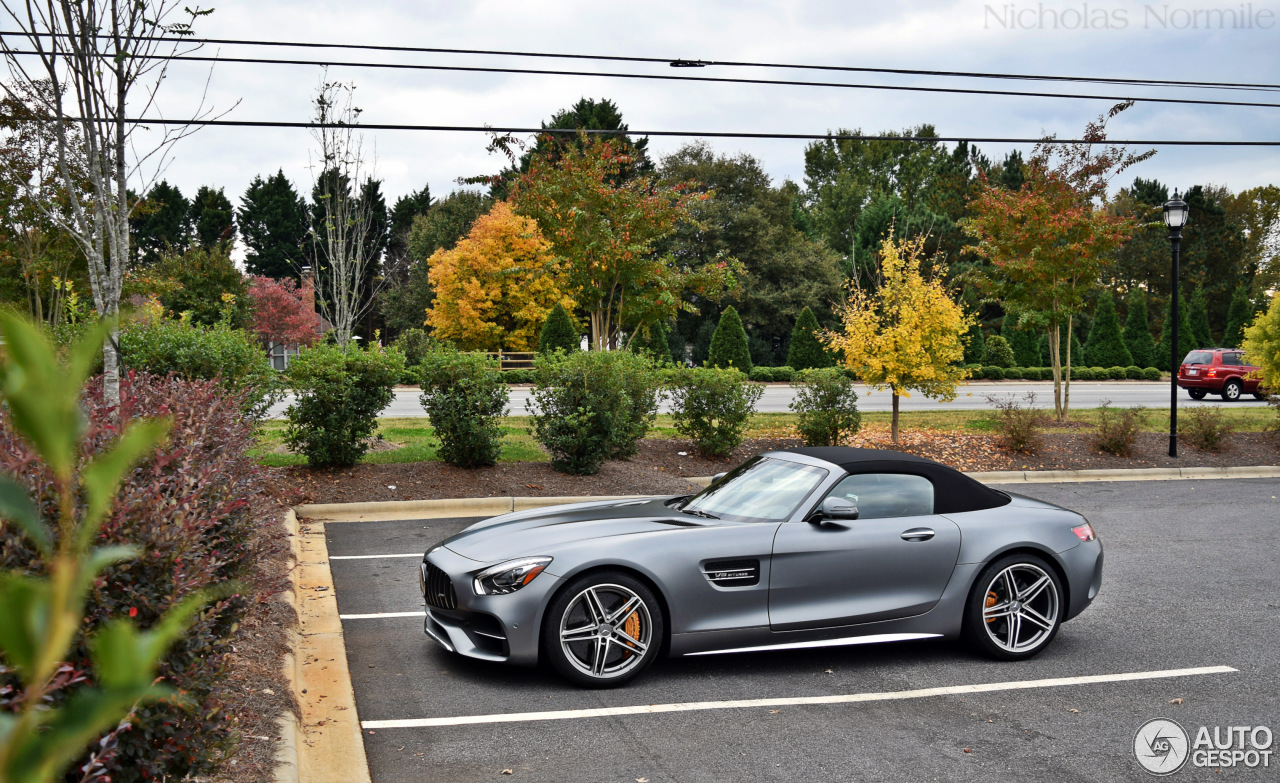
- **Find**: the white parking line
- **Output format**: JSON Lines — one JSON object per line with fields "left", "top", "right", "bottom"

{"left": 360, "top": 665, "right": 1236, "bottom": 729}
{"left": 339, "top": 611, "right": 426, "bottom": 620}
{"left": 330, "top": 553, "right": 422, "bottom": 560}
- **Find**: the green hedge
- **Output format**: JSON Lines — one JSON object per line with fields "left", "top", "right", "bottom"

{"left": 502, "top": 369, "right": 536, "bottom": 384}
{"left": 748, "top": 366, "right": 796, "bottom": 383}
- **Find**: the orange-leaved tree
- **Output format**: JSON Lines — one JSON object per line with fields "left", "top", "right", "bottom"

{"left": 425, "top": 201, "right": 573, "bottom": 351}
{"left": 510, "top": 134, "right": 737, "bottom": 349}
{"left": 962, "top": 103, "right": 1150, "bottom": 421}
{"left": 824, "top": 232, "right": 974, "bottom": 443}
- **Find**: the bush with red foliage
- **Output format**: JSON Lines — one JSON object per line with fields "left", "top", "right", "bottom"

{"left": 0, "top": 372, "right": 285, "bottom": 782}
{"left": 247, "top": 274, "right": 323, "bottom": 348}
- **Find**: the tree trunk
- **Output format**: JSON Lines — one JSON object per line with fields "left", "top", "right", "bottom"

{"left": 891, "top": 385, "right": 900, "bottom": 443}
{"left": 1049, "top": 324, "right": 1063, "bottom": 421}
{"left": 1062, "top": 318, "right": 1073, "bottom": 419}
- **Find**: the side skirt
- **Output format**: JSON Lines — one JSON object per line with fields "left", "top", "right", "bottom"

{"left": 683, "top": 632, "right": 942, "bottom": 656}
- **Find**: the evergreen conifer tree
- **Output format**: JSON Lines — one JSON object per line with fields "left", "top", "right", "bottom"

{"left": 785, "top": 306, "right": 832, "bottom": 370}
{"left": 1188, "top": 286, "right": 1212, "bottom": 348}
{"left": 239, "top": 170, "right": 310, "bottom": 279}
{"left": 1223, "top": 286, "right": 1253, "bottom": 348}
{"left": 1123, "top": 288, "right": 1158, "bottom": 368}
{"left": 963, "top": 323, "right": 986, "bottom": 365}
{"left": 1082, "top": 290, "right": 1133, "bottom": 367}
{"left": 707, "top": 306, "right": 752, "bottom": 371}
{"left": 538, "top": 303, "right": 579, "bottom": 353}
{"left": 1155, "top": 295, "right": 1195, "bottom": 371}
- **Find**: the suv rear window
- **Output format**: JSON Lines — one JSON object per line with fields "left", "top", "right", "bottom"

{"left": 1183, "top": 351, "right": 1214, "bottom": 365}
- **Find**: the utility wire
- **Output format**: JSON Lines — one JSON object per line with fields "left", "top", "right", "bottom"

{"left": 18, "top": 118, "right": 1277, "bottom": 145}
{"left": 4, "top": 30, "right": 1279, "bottom": 93}
{"left": 6, "top": 48, "right": 1280, "bottom": 110}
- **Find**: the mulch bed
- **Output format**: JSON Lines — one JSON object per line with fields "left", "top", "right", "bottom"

{"left": 271, "top": 430, "right": 1280, "bottom": 506}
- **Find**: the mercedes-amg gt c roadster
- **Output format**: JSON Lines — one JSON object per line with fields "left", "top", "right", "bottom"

{"left": 419, "top": 447, "right": 1103, "bottom": 687}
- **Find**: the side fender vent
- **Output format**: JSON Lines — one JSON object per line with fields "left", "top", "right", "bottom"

{"left": 702, "top": 559, "right": 760, "bottom": 587}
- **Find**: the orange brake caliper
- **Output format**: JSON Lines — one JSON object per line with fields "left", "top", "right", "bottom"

{"left": 622, "top": 612, "right": 642, "bottom": 657}
{"left": 985, "top": 591, "right": 998, "bottom": 623}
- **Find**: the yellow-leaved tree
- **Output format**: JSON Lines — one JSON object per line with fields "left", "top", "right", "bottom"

{"left": 824, "top": 232, "right": 974, "bottom": 443}
{"left": 426, "top": 201, "right": 574, "bottom": 351}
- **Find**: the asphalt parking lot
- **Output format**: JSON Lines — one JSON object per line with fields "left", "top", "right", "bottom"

{"left": 325, "top": 479, "right": 1280, "bottom": 782}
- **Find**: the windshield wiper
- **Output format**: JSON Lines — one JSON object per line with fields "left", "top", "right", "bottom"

{"left": 681, "top": 508, "right": 720, "bottom": 520}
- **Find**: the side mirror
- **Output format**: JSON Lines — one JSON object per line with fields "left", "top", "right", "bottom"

{"left": 711, "top": 472, "right": 727, "bottom": 485}
{"left": 816, "top": 496, "right": 859, "bottom": 522}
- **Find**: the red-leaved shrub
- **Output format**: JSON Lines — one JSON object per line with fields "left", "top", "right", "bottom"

{"left": 0, "top": 372, "right": 285, "bottom": 782}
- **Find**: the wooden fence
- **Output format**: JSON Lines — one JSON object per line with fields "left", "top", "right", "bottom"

{"left": 480, "top": 350, "right": 536, "bottom": 371}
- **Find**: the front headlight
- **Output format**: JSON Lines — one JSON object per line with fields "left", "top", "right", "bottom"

{"left": 473, "top": 557, "right": 552, "bottom": 596}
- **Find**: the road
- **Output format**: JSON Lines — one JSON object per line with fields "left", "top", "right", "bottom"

{"left": 268, "top": 381, "right": 1268, "bottom": 418}
{"left": 326, "top": 478, "right": 1280, "bottom": 782}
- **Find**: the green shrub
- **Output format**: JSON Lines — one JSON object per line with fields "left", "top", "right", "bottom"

{"left": 503, "top": 368, "right": 536, "bottom": 384}
{"left": 984, "top": 366, "right": 1005, "bottom": 380}
{"left": 1093, "top": 401, "right": 1146, "bottom": 457}
{"left": 119, "top": 319, "right": 280, "bottom": 420}
{"left": 668, "top": 367, "right": 763, "bottom": 458}
{"left": 1125, "top": 365, "right": 1144, "bottom": 380}
{"left": 1141, "top": 367, "right": 1161, "bottom": 381}
{"left": 749, "top": 366, "right": 774, "bottom": 382}
{"left": 283, "top": 343, "right": 405, "bottom": 468}
{"left": 399, "top": 366, "right": 421, "bottom": 385}
{"left": 963, "top": 323, "right": 986, "bottom": 365}
{"left": 1106, "top": 366, "right": 1128, "bottom": 380}
{"left": 1073, "top": 367, "right": 1094, "bottom": 380}
{"left": 1003, "top": 326, "right": 1040, "bottom": 368}
{"left": 790, "top": 368, "right": 861, "bottom": 447}
{"left": 987, "top": 392, "right": 1049, "bottom": 454}
{"left": 1180, "top": 407, "right": 1233, "bottom": 452}
{"left": 530, "top": 350, "right": 660, "bottom": 474}
{"left": 419, "top": 349, "right": 508, "bottom": 467}
{"left": 773, "top": 366, "right": 795, "bottom": 382}
{"left": 631, "top": 320, "right": 674, "bottom": 363}
{"left": 786, "top": 306, "right": 833, "bottom": 370}
{"left": 707, "top": 306, "right": 752, "bottom": 372}
{"left": 749, "top": 366, "right": 795, "bottom": 382}
{"left": 1006, "top": 366, "right": 1026, "bottom": 380}
{"left": 983, "top": 335, "right": 1015, "bottom": 368}
{"left": 538, "top": 303, "right": 579, "bottom": 353}
{"left": 392, "top": 327, "right": 436, "bottom": 367}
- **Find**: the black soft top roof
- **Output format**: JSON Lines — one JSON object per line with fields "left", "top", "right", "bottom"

{"left": 783, "top": 446, "right": 1009, "bottom": 514}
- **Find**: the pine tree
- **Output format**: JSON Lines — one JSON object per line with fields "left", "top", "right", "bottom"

{"left": 707, "top": 306, "right": 752, "bottom": 371}
{"left": 1188, "top": 286, "right": 1213, "bottom": 348}
{"left": 785, "top": 306, "right": 832, "bottom": 370}
{"left": 983, "top": 335, "right": 1015, "bottom": 367}
{"left": 131, "top": 180, "right": 190, "bottom": 265}
{"left": 1082, "top": 290, "right": 1133, "bottom": 367}
{"left": 631, "top": 320, "right": 672, "bottom": 363}
{"left": 538, "top": 303, "right": 579, "bottom": 353}
{"left": 1002, "top": 324, "right": 1040, "bottom": 367}
{"left": 189, "top": 185, "right": 236, "bottom": 248}
{"left": 963, "top": 323, "right": 986, "bottom": 365}
{"left": 1123, "top": 288, "right": 1158, "bottom": 368}
{"left": 1155, "top": 295, "right": 1195, "bottom": 372}
{"left": 239, "top": 170, "right": 310, "bottom": 279}
{"left": 1223, "top": 286, "right": 1253, "bottom": 348}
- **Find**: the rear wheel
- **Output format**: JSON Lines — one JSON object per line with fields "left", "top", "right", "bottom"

{"left": 964, "top": 553, "right": 1063, "bottom": 661}
{"left": 542, "top": 571, "right": 664, "bottom": 688}
{"left": 1221, "top": 379, "right": 1243, "bottom": 401}
{"left": 1187, "top": 388, "right": 1207, "bottom": 400}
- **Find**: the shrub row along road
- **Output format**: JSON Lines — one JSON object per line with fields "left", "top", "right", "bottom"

{"left": 268, "top": 381, "right": 1265, "bottom": 419}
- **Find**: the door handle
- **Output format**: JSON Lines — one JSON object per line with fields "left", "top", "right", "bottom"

{"left": 901, "top": 528, "right": 935, "bottom": 542}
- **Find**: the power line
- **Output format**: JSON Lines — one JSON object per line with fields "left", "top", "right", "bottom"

{"left": 4, "top": 30, "right": 1278, "bottom": 93}
{"left": 7, "top": 48, "right": 1280, "bottom": 111}
{"left": 22, "top": 118, "right": 1279, "bottom": 146}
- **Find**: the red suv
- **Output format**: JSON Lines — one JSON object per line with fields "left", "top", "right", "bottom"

{"left": 1177, "top": 349, "right": 1265, "bottom": 401}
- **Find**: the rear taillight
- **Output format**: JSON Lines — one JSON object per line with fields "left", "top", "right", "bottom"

{"left": 1206, "top": 369, "right": 1217, "bottom": 378}
{"left": 1072, "top": 522, "right": 1096, "bottom": 542}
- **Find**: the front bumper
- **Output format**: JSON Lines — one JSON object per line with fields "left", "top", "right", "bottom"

{"left": 420, "top": 546, "right": 560, "bottom": 667}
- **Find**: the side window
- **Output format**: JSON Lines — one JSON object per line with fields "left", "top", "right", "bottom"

{"left": 826, "top": 473, "right": 934, "bottom": 519}
{"left": 1221, "top": 352, "right": 1242, "bottom": 366}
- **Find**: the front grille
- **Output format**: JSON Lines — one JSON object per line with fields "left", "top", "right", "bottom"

{"left": 423, "top": 562, "right": 458, "bottom": 610}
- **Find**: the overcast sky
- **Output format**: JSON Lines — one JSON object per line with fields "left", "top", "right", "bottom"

{"left": 144, "top": 0, "right": 1280, "bottom": 210}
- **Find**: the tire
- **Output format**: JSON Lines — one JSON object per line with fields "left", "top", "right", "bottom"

{"left": 1220, "top": 379, "right": 1242, "bottom": 401}
{"left": 541, "top": 571, "right": 664, "bottom": 688}
{"left": 963, "top": 553, "right": 1064, "bottom": 661}
{"left": 1187, "top": 388, "right": 1207, "bottom": 400}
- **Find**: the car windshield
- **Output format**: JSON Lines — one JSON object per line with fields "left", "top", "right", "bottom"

{"left": 682, "top": 456, "right": 828, "bottom": 523}
{"left": 1183, "top": 351, "right": 1214, "bottom": 365}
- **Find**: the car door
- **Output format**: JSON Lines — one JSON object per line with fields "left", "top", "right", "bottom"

{"left": 768, "top": 472, "right": 962, "bottom": 632}
{"left": 1230, "top": 351, "right": 1261, "bottom": 393}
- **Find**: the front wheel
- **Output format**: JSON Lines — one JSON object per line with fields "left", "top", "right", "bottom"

{"left": 1187, "top": 388, "right": 1207, "bottom": 400}
{"left": 964, "top": 554, "right": 1064, "bottom": 661}
{"left": 1221, "top": 379, "right": 1243, "bottom": 401}
{"left": 542, "top": 572, "right": 664, "bottom": 688}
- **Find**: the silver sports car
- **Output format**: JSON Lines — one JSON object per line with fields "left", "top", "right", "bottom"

{"left": 420, "top": 447, "right": 1103, "bottom": 687}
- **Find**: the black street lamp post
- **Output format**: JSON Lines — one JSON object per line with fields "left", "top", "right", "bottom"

{"left": 1163, "top": 190, "right": 1189, "bottom": 458}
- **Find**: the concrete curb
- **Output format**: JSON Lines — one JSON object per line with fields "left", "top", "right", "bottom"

{"left": 297, "top": 494, "right": 669, "bottom": 522}
{"left": 280, "top": 509, "right": 373, "bottom": 783}
{"left": 273, "top": 509, "right": 301, "bottom": 783}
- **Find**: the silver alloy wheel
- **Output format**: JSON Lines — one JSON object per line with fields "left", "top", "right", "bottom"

{"left": 558, "top": 583, "right": 653, "bottom": 680}
{"left": 981, "top": 563, "right": 1060, "bottom": 653}
{"left": 1223, "top": 380, "right": 1242, "bottom": 400}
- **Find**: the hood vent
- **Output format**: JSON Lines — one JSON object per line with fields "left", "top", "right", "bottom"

{"left": 702, "top": 559, "right": 760, "bottom": 587}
